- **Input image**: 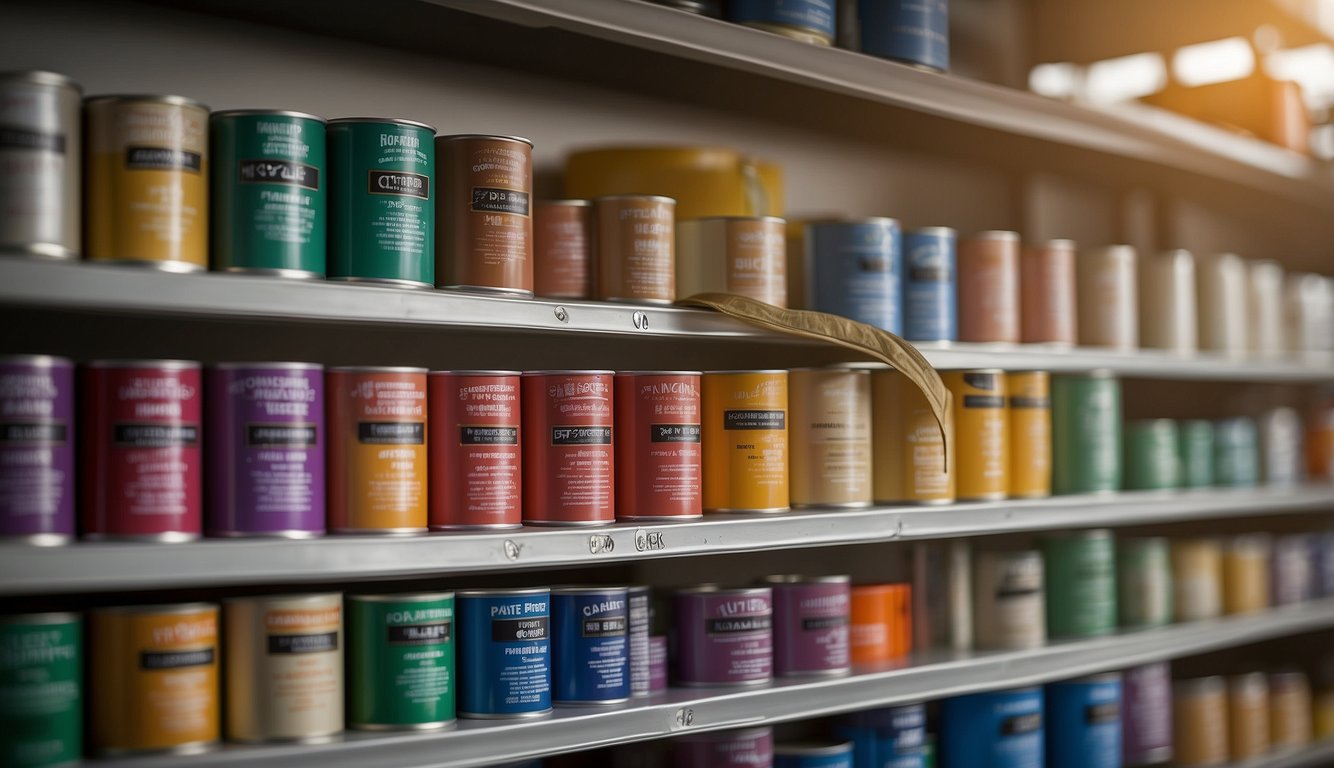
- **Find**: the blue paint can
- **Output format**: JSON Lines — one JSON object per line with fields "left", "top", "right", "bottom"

{"left": 628, "top": 585, "right": 652, "bottom": 697}
{"left": 551, "top": 586, "right": 630, "bottom": 705}
{"left": 902, "top": 227, "right": 956, "bottom": 342}
{"left": 807, "top": 219, "right": 902, "bottom": 334}
{"left": 727, "top": 0, "right": 837, "bottom": 45}
{"left": 456, "top": 587, "right": 551, "bottom": 719}
{"left": 940, "top": 687, "right": 1043, "bottom": 768}
{"left": 835, "top": 703, "right": 927, "bottom": 768}
{"left": 1045, "top": 674, "right": 1121, "bottom": 768}
{"left": 857, "top": 0, "right": 950, "bottom": 71}
{"left": 775, "top": 741, "right": 855, "bottom": 768}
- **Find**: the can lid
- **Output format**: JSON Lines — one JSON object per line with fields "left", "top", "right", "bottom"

{"left": 0, "top": 70, "right": 79, "bottom": 90}
{"left": 550, "top": 585, "right": 631, "bottom": 596}
{"left": 522, "top": 370, "right": 615, "bottom": 376}
{"left": 328, "top": 365, "right": 428, "bottom": 374}
{"left": 93, "top": 602, "right": 217, "bottom": 616}
{"left": 0, "top": 354, "right": 74, "bottom": 367}
{"left": 615, "top": 370, "right": 703, "bottom": 376}
{"left": 438, "top": 133, "right": 533, "bottom": 147}
{"left": 455, "top": 586, "right": 551, "bottom": 597}
{"left": 429, "top": 370, "right": 522, "bottom": 376}
{"left": 212, "top": 362, "right": 323, "bottom": 371}
{"left": 678, "top": 215, "right": 786, "bottom": 224}
{"left": 970, "top": 230, "right": 1020, "bottom": 241}
{"left": 1269, "top": 668, "right": 1310, "bottom": 684}
{"left": 0, "top": 611, "right": 80, "bottom": 625}
{"left": 945, "top": 367, "right": 1004, "bottom": 375}
{"left": 1042, "top": 528, "right": 1113, "bottom": 541}
{"left": 761, "top": 574, "right": 850, "bottom": 584}
{"left": 1037, "top": 238, "right": 1077, "bottom": 248}
{"left": 805, "top": 217, "right": 899, "bottom": 227}
{"left": 222, "top": 592, "right": 341, "bottom": 605}
{"left": 86, "top": 359, "right": 200, "bottom": 370}
{"left": 908, "top": 226, "right": 956, "bottom": 237}
{"left": 1175, "top": 676, "right": 1226, "bottom": 695}
{"left": 85, "top": 93, "right": 208, "bottom": 110}
{"left": 348, "top": 592, "right": 454, "bottom": 603}
{"left": 774, "top": 742, "right": 853, "bottom": 756}
{"left": 703, "top": 369, "right": 788, "bottom": 375}
{"left": 675, "top": 585, "right": 771, "bottom": 596}
{"left": 787, "top": 366, "right": 870, "bottom": 375}
{"left": 536, "top": 199, "right": 593, "bottom": 207}
{"left": 210, "top": 109, "right": 326, "bottom": 122}
{"left": 1230, "top": 671, "right": 1269, "bottom": 689}
{"left": 327, "top": 116, "right": 437, "bottom": 133}
{"left": 593, "top": 194, "right": 677, "bottom": 205}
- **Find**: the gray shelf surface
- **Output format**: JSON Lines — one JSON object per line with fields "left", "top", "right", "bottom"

{"left": 4, "top": 485, "right": 1331, "bottom": 595}
{"left": 103, "top": 600, "right": 1334, "bottom": 768}
{"left": 1229, "top": 741, "right": 1334, "bottom": 768}
{"left": 3, "top": 258, "right": 1333, "bottom": 381}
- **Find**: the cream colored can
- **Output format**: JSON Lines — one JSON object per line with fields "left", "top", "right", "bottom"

{"left": 1077, "top": 245, "right": 1138, "bottom": 350}
{"left": 1139, "top": 249, "right": 1198, "bottom": 353}
{"left": 788, "top": 368, "right": 871, "bottom": 508}
{"left": 871, "top": 370, "right": 953, "bottom": 504}
{"left": 1270, "top": 670, "right": 1314, "bottom": 748}
{"left": 1173, "top": 676, "right": 1229, "bottom": 766}
{"left": 594, "top": 195, "right": 675, "bottom": 303}
{"left": 1197, "top": 253, "right": 1248, "bottom": 356}
{"left": 224, "top": 593, "right": 344, "bottom": 743}
{"left": 1228, "top": 672, "right": 1271, "bottom": 760}
{"left": 676, "top": 216, "right": 786, "bottom": 306}
{"left": 972, "top": 549, "right": 1045, "bottom": 651}
{"left": 1223, "top": 534, "right": 1271, "bottom": 615}
{"left": 1246, "top": 260, "right": 1285, "bottom": 357}
{"left": 1171, "top": 538, "right": 1223, "bottom": 622}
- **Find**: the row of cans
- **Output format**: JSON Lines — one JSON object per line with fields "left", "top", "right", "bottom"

{"left": 1173, "top": 670, "right": 1320, "bottom": 764}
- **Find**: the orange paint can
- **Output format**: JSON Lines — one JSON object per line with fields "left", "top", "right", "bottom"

{"left": 871, "top": 369, "right": 953, "bottom": 504}
{"left": 327, "top": 367, "right": 428, "bottom": 533}
{"left": 849, "top": 584, "right": 894, "bottom": 666}
{"left": 594, "top": 195, "right": 675, "bottom": 303}
{"left": 1223, "top": 534, "right": 1271, "bottom": 615}
{"left": 1173, "top": 676, "right": 1229, "bottom": 766}
{"left": 1228, "top": 672, "right": 1271, "bottom": 760}
{"left": 1270, "top": 670, "right": 1314, "bottom": 749}
{"left": 884, "top": 583, "right": 913, "bottom": 659}
{"left": 89, "top": 603, "right": 220, "bottom": 756}
{"left": 942, "top": 370, "right": 1008, "bottom": 500}
{"left": 1020, "top": 239, "right": 1077, "bottom": 345}
{"left": 1007, "top": 371, "right": 1051, "bottom": 498}
{"left": 702, "top": 370, "right": 789, "bottom": 513}
{"left": 957, "top": 231, "right": 1020, "bottom": 343}
{"left": 533, "top": 200, "right": 593, "bottom": 299}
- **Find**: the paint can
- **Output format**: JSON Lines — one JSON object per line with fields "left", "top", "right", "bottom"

{"left": 327, "top": 366, "right": 428, "bottom": 533}
{"left": 89, "top": 603, "right": 219, "bottom": 755}
{"left": 1259, "top": 407, "right": 1302, "bottom": 485}
{"left": 1272, "top": 533, "right": 1315, "bottom": 606}
{"left": 774, "top": 742, "right": 855, "bottom": 768}
{"left": 1020, "top": 239, "right": 1077, "bottom": 345}
{"left": 1077, "top": 244, "right": 1138, "bottom": 350}
{"left": 326, "top": 117, "right": 435, "bottom": 286}
{"left": 833, "top": 704, "right": 927, "bottom": 768}
{"left": 1171, "top": 538, "right": 1223, "bottom": 621}
{"left": 1117, "top": 537, "right": 1172, "bottom": 629}
{"left": 614, "top": 371, "right": 703, "bottom": 520}
{"left": 1222, "top": 533, "right": 1271, "bottom": 614}
{"left": 1139, "top": 249, "right": 1198, "bottom": 353}
{"left": 1051, "top": 371, "right": 1121, "bottom": 495}
{"left": 1227, "top": 672, "right": 1270, "bottom": 760}
{"left": 789, "top": 368, "right": 872, "bottom": 508}
{"left": 1270, "top": 670, "right": 1314, "bottom": 748}
{"left": 912, "top": 540, "right": 972, "bottom": 652}
{"left": 346, "top": 593, "right": 454, "bottom": 730}
{"left": 806, "top": 219, "right": 902, "bottom": 333}
{"left": 428, "top": 371, "right": 522, "bottom": 530}
{"left": 727, "top": 0, "right": 836, "bottom": 44}
{"left": 534, "top": 200, "right": 592, "bottom": 299}
{"left": 957, "top": 230, "right": 1020, "bottom": 343}
{"left": 437, "top": 134, "right": 533, "bottom": 294}
{"left": 0, "top": 355, "right": 74, "bottom": 544}
{"left": 81, "top": 360, "right": 202, "bottom": 540}
{"left": 224, "top": 593, "right": 343, "bottom": 742}
{"left": 85, "top": 95, "right": 208, "bottom": 270}
{"left": 1246, "top": 260, "right": 1285, "bottom": 356}
{"left": 1043, "top": 529, "right": 1116, "bottom": 639}
{"left": 456, "top": 587, "right": 551, "bottom": 719}
{"left": 209, "top": 110, "right": 326, "bottom": 277}
{"left": 649, "top": 635, "right": 668, "bottom": 693}
{"left": 857, "top": 0, "right": 949, "bottom": 71}
{"left": 902, "top": 226, "right": 956, "bottom": 341}
{"left": 652, "top": 0, "right": 723, "bottom": 16}
{"left": 0, "top": 71, "right": 80, "bottom": 259}
{"left": 972, "top": 549, "right": 1045, "bottom": 650}
{"left": 1317, "top": 531, "right": 1334, "bottom": 598}
{"left": 205, "top": 363, "right": 324, "bottom": 537}
{"left": 849, "top": 585, "right": 893, "bottom": 665}
{"left": 0, "top": 613, "right": 81, "bottom": 767}
{"left": 673, "top": 586, "right": 773, "bottom": 686}
{"left": 522, "top": 371, "right": 615, "bottom": 525}
{"left": 1122, "top": 662, "right": 1173, "bottom": 766}
{"left": 674, "top": 727, "right": 774, "bottom": 767}
{"left": 1045, "top": 674, "right": 1122, "bottom": 768}
{"left": 871, "top": 370, "right": 953, "bottom": 504}
{"left": 702, "top": 370, "right": 789, "bottom": 513}
{"left": 628, "top": 586, "right": 651, "bottom": 697}
{"left": 1213, "top": 417, "right": 1258, "bottom": 487}
{"left": 1178, "top": 420, "right": 1215, "bottom": 488}
{"left": 594, "top": 195, "right": 676, "bottom": 303}
{"left": 1287, "top": 272, "right": 1334, "bottom": 356}
{"left": 942, "top": 370, "right": 1007, "bottom": 501}
{"left": 1172, "top": 677, "right": 1227, "bottom": 766}
{"left": 1124, "top": 419, "right": 1181, "bottom": 491}
{"left": 939, "top": 688, "right": 1043, "bottom": 768}
{"left": 763, "top": 575, "right": 850, "bottom": 677}
{"left": 1196, "top": 253, "right": 1247, "bottom": 356}
{"left": 676, "top": 217, "right": 787, "bottom": 306}
{"left": 551, "top": 586, "right": 630, "bottom": 705}
{"left": 1008, "top": 371, "right": 1051, "bottom": 498}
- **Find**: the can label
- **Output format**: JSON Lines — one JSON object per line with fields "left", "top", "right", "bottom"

{"left": 973, "top": 551, "right": 1045, "bottom": 650}
{"left": 727, "top": 0, "right": 835, "bottom": 40}
{"left": 677, "top": 218, "right": 787, "bottom": 307}
{"left": 1214, "top": 418, "right": 1258, "bottom": 487}
{"left": 1052, "top": 375, "right": 1122, "bottom": 494}
{"left": 327, "top": 120, "right": 434, "bottom": 284}
{"left": 552, "top": 589, "right": 629, "bottom": 703}
{"left": 348, "top": 595, "right": 454, "bottom": 728}
{"left": 439, "top": 136, "right": 533, "bottom": 292}
{"left": 0, "top": 615, "right": 81, "bottom": 766}
{"left": 248, "top": 600, "right": 343, "bottom": 739}
{"left": 648, "top": 635, "right": 668, "bottom": 693}
{"left": 674, "top": 589, "right": 773, "bottom": 686}
{"left": 429, "top": 373, "right": 521, "bottom": 529}
{"left": 809, "top": 220, "right": 902, "bottom": 333}
{"left": 534, "top": 202, "right": 592, "bottom": 298}
{"left": 595, "top": 197, "right": 676, "bottom": 302}
{"left": 849, "top": 585, "right": 892, "bottom": 665}
{"left": 628, "top": 588, "right": 651, "bottom": 697}
{"left": 82, "top": 364, "right": 202, "bottom": 538}
{"left": 834, "top": 705, "right": 927, "bottom": 768}
{"left": 872, "top": 371, "right": 953, "bottom": 504}
{"left": 328, "top": 370, "right": 427, "bottom": 532}
{"left": 1272, "top": 534, "right": 1314, "bottom": 606}
{"left": 789, "top": 370, "right": 871, "bottom": 507}
{"left": 940, "top": 689, "right": 1043, "bottom": 768}
{"left": 1077, "top": 246, "right": 1138, "bottom": 350}
{"left": 1008, "top": 372, "right": 1051, "bottom": 498}
{"left": 676, "top": 728, "right": 774, "bottom": 767}
{"left": 458, "top": 591, "right": 551, "bottom": 717}
{"left": 1172, "top": 539, "right": 1223, "bottom": 622}
{"left": 1174, "top": 679, "right": 1228, "bottom": 765}
{"left": 944, "top": 371, "right": 1007, "bottom": 500}
{"left": 769, "top": 580, "right": 850, "bottom": 676}
{"left": 1046, "top": 678, "right": 1122, "bottom": 768}
{"left": 903, "top": 229, "right": 956, "bottom": 341}
{"left": 86, "top": 99, "right": 208, "bottom": 267}
{"left": 206, "top": 365, "right": 324, "bottom": 536}
{"left": 0, "top": 358, "right": 74, "bottom": 539}
{"left": 1122, "top": 663, "right": 1172, "bottom": 766}
{"left": 0, "top": 78, "right": 80, "bottom": 256}
{"left": 702, "top": 372, "right": 789, "bottom": 512}
{"left": 857, "top": 0, "right": 949, "bottom": 70}
{"left": 1043, "top": 533, "right": 1116, "bottom": 639}
{"left": 615, "top": 373, "right": 702, "bottom": 519}
{"left": 1178, "top": 421, "right": 1214, "bottom": 487}
{"left": 1126, "top": 421, "right": 1181, "bottom": 491}
{"left": 1118, "top": 538, "right": 1172, "bottom": 628}
{"left": 1020, "top": 241, "right": 1077, "bottom": 345}
{"left": 957, "top": 234, "right": 1020, "bottom": 343}
{"left": 522, "top": 373, "right": 614, "bottom": 524}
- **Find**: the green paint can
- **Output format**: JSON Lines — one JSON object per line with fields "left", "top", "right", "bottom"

{"left": 1051, "top": 372, "right": 1122, "bottom": 494}
{"left": 210, "top": 110, "right": 327, "bottom": 277}
{"left": 1214, "top": 417, "right": 1259, "bottom": 487}
{"left": 1043, "top": 529, "right": 1116, "bottom": 639}
{"left": 1177, "top": 420, "right": 1215, "bottom": 488}
{"left": 0, "top": 613, "right": 81, "bottom": 767}
{"left": 1117, "top": 536, "right": 1172, "bottom": 628}
{"left": 347, "top": 593, "right": 455, "bottom": 730}
{"left": 327, "top": 117, "right": 436, "bottom": 286}
{"left": 1124, "top": 419, "right": 1181, "bottom": 491}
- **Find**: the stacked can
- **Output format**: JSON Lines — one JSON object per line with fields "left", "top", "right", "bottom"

{"left": 534, "top": 200, "right": 593, "bottom": 298}
{"left": 456, "top": 588, "right": 551, "bottom": 719}
{"left": 789, "top": 368, "right": 872, "bottom": 508}
{"left": 1046, "top": 674, "right": 1122, "bottom": 768}
{"left": 1077, "top": 244, "right": 1138, "bottom": 350}
{"left": 806, "top": 219, "right": 903, "bottom": 333}
{"left": 727, "top": 0, "right": 835, "bottom": 44}
{"left": 552, "top": 586, "right": 630, "bottom": 705}
{"left": 437, "top": 134, "right": 533, "bottom": 294}
{"left": 871, "top": 370, "right": 953, "bottom": 504}
{"left": 1122, "top": 662, "right": 1174, "bottom": 766}
{"left": 595, "top": 195, "right": 676, "bottom": 303}
{"left": 1140, "top": 249, "right": 1199, "bottom": 353}
{"left": 0, "top": 355, "right": 75, "bottom": 544}
{"left": 902, "top": 227, "right": 956, "bottom": 342}
{"left": 1223, "top": 534, "right": 1271, "bottom": 614}
{"left": 1171, "top": 538, "right": 1223, "bottom": 621}
{"left": 674, "top": 586, "right": 773, "bottom": 686}
{"left": 428, "top": 371, "right": 522, "bottom": 529}
{"left": 1043, "top": 530, "right": 1116, "bottom": 639}
{"left": 1228, "top": 672, "right": 1270, "bottom": 760}
{"left": 0, "top": 613, "right": 82, "bottom": 766}
{"left": 347, "top": 593, "right": 455, "bottom": 730}
{"left": 942, "top": 370, "right": 1007, "bottom": 500}
{"left": 1178, "top": 420, "right": 1215, "bottom": 487}
{"left": 1214, "top": 417, "right": 1259, "bottom": 487}
{"left": 972, "top": 549, "right": 1045, "bottom": 650}
{"left": 614, "top": 371, "right": 703, "bottom": 520}
{"left": 1117, "top": 537, "right": 1173, "bottom": 628}
{"left": 1125, "top": 420, "right": 1181, "bottom": 491}
{"left": 856, "top": 0, "right": 949, "bottom": 70}
{"left": 834, "top": 704, "right": 927, "bottom": 768}
{"left": 1052, "top": 371, "right": 1122, "bottom": 494}
{"left": 702, "top": 370, "right": 789, "bottom": 513}
{"left": 939, "top": 688, "right": 1043, "bottom": 768}
{"left": 763, "top": 575, "right": 851, "bottom": 677}
{"left": 1020, "top": 239, "right": 1077, "bottom": 345}
{"left": 523, "top": 371, "right": 615, "bottom": 525}
{"left": 1173, "top": 677, "right": 1228, "bottom": 766}
{"left": 1273, "top": 533, "right": 1315, "bottom": 606}
{"left": 1008, "top": 371, "right": 1051, "bottom": 498}
{"left": 676, "top": 217, "right": 787, "bottom": 306}
{"left": 774, "top": 742, "right": 855, "bottom": 767}
{"left": 674, "top": 727, "right": 774, "bottom": 767}
{"left": 0, "top": 71, "right": 81, "bottom": 259}
{"left": 957, "top": 231, "right": 1020, "bottom": 343}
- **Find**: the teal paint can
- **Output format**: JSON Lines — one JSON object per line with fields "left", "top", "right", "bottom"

{"left": 1043, "top": 529, "right": 1117, "bottom": 639}
{"left": 209, "top": 110, "right": 327, "bottom": 277}
{"left": 1177, "top": 420, "right": 1214, "bottom": 488}
{"left": 1213, "top": 417, "right": 1259, "bottom": 487}
{"left": 1117, "top": 537, "right": 1172, "bottom": 629}
{"left": 1052, "top": 372, "right": 1122, "bottom": 494}
{"left": 327, "top": 117, "right": 435, "bottom": 286}
{"left": 1124, "top": 419, "right": 1181, "bottom": 491}
{"left": 0, "top": 613, "right": 81, "bottom": 767}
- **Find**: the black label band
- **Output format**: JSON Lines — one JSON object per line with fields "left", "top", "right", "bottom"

{"left": 239, "top": 159, "right": 320, "bottom": 190}
{"left": 368, "top": 170, "right": 429, "bottom": 199}
{"left": 387, "top": 622, "right": 452, "bottom": 644}
{"left": 357, "top": 422, "right": 424, "bottom": 445}
{"left": 140, "top": 648, "right": 214, "bottom": 669}
{"left": 268, "top": 632, "right": 338, "bottom": 654}
{"left": 1001, "top": 713, "right": 1042, "bottom": 736}
{"left": 471, "top": 187, "right": 529, "bottom": 215}
{"left": 247, "top": 424, "right": 317, "bottom": 447}
{"left": 125, "top": 146, "right": 202, "bottom": 172}
{"left": 706, "top": 616, "right": 773, "bottom": 634}
{"left": 1009, "top": 396, "right": 1050, "bottom": 409}
{"left": 551, "top": 426, "right": 612, "bottom": 445}
{"left": 0, "top": 127, "right": 64, "bottom": 153}
{"left": 113, "top": 423, "right": 199, "bottom": 447}
{"left": 582, "top": 616, "right": 627, "bottom": 638}
{"left": 724, "top": 410, "right": 785, "bottom": 430}
{"left": 962, "top": 395, "right": 1004, "bottom": 409}
{"left": 460, "top": 426, "right": 518, "bottom": 445}
{"left": 0, "top": 422, "right": 66, "bottom": 443}
{"left": 491, "top": 616, "right": 549, "bottom": 642}
{"left": 651, "top": 424, "right": 701, "bottom": 443}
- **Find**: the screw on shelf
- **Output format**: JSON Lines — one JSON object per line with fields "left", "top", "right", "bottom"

{"left": 554, "top": 306, "right": 569, "bottom": 323}
{"left": 503, "top": 540, "right": 523, "bottom": 561}
{"left": 674, "top": 708, "right": 695, "bottom": 728}
{"left": 633, "top": 311, "right": 649, "bottom": 330}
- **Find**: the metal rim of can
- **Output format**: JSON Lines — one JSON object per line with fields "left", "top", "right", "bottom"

{"left": 522, "top": 369, "right": 615, "bottom": 376}
{"left": 92, "top": 602, "right": 216, "bottom": 616}
{"left": 1060, "top": 671, "right": 1123, "bottom": 685}
{"left": 970, "top": 230, "right": 1020, "bottom": 241}
{"left": 429, "top": 370, "right": 522, "bottom": 376}
{"left": 627, "top": 585, "right": 650, "bottom": 596}
{"left": 740, "top": 21, "right": 832, "bottom": 45}
{"left": 84, "top": 93, "right": 208, "bottom": 110}
{"left": 211, "top": 361, "right": 323, "bottom": 371}
{"left": 0, "top": 353, "right": 73, "bottom": 367}
{"left": 0, "top": 611, "right": 79, "bottom": 624}
{"left": 593, "top": 194, "right": 677, "bottom": 205}
{"left": 437, "top": 133, "right": 533, "bottom": 147}
{"left": 615, "top": 370, "right": 703, "bottom": 376}
{"left": 347, "top": 592, "right": 454, "bottom": 603}
{"left": 91, "top": 259, "right": 206, "bottom": 273}
{"left": 0, "top": 70, "right": 80, "bottom": 89}
{"left": 675, "top": 585, "right": 771, "bottom": 597}
{"left": 774, "top": 742, "right": 854, "bottom": 756}
{"left": 949, "top": 367, "right": 1004, "bottom": 376}
{"left": 327, "top": 116, "right": 437, "bottom": 133}
{"left": 1231, "top": 671, "right": 1268, "bottom": 688}
{"left": 327, "top": 365, "right": 428, "bottom": 374}
{"left": 1039, "top": 238, "right": 1077, "bottom": 248}
{"left": 678, "top": 215, "right": 786, "bottom": 224}
{"left": 704, "top": 369, "right": 788, "bottom": 375}
{"left": 678, "top": 726, "right": 773, "bottom": 742}
{"left": 1175, "top": 676, "right": 1226, "bottom": 695}
{"left": 761, "top": 574, "right": 850, "bottom": 584}
{"left": 85, "top": 359, "right": 201, "bottom": 370}
{"left": 909, "top": 226, "right": 956, "bottom": 236}
{"left": 222, "top": 593, "right": 341, "bottom": 606}
{"left": 1269, "top": 669, "right": 1308, "bottom": 685}
{"left": 537, "top": 199, "right": 592, "bottom": 207}
{"left": 209, "top": 109, "right": 326, "bottom": 122}
{"left": 787, "top": 366, "right": 869, "bottom": 375}
{"left": 1043, "top": 528, "right": 1113, "bottom": 542}
{"left": 805, "top": 217, "right": 899, "bottom": 227}
{"left": 455, "top": 586, "right": 550, "bottom": 598}
{"left": 550, "top": 585, "right": 630, "bottom": 596}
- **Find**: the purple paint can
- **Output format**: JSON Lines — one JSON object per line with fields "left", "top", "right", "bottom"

{"left": 674, "top": 586, "right": 772, "bottom": 687}
{"left": 675, "top": 727, "right": 774, "bottom": 767}
{"left": 648, "top": 635, "right": 668, "bottom": 693}
{"left": 0, "top": 355, "right": 74, "bottom": 543}
{"left": 1272, "top": 534, "right": 1315, "bottom": 606}
{"left": 1316, "top": 532, "right": 1334, "bottom": 597}
{"left": 1122, "top": 662, "right": 1173, "bottom": 766}
{"left": 763, "top": 574, "right": 850, "bottom": 677}
{"left": 206, "top": 363, "right": 325, "bottom": 537}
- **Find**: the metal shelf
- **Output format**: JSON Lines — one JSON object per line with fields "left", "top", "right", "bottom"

{"left": 4, "top": 486, "right": 1331, "bottom": 596}
{"left": 102, "top": 600, "right": 1334, "bottom": 768}
{"left": 3, "top": 259, "right": 1333, "bottom": 381}
{"left": 1230, "top": 741, "right": 1334, "bottom": 768}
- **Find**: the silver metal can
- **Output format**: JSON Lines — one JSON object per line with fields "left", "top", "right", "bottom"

{"left": 0, "top": 71, "right": 81, "bottom": 259}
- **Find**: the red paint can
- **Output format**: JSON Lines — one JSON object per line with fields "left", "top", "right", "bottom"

{"left": 521, "top": 371, "right": 615, "bottom": 526}
{"left": 614, "top": 371, "right": 703, "bottom": 521}
{"left": 428, "top": 370, "right": 522, "bottom": 530}
{"left": 81, "top": 360, "right": 203, "bottom": 540}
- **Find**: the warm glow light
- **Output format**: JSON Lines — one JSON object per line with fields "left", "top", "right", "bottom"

{"left": 1266, "top": 43, "right": 1334, "bottom": 109}
{"left": 1085, "top": 52, "right": 1168, "bottom": 103}
{"left": 1173, "top": 37, "right": 1256, "bottom": 87}
{"left": 1029, "top": 62, "right": 1081, "bottom": 99}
